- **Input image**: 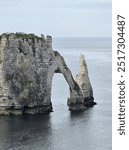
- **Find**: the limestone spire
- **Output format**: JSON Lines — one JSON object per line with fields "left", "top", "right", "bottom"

{"left": 75, "top": 54, "right": 96, "bottom": 107}
{"left": 79, "top": 54, "right": 88, "bottom": 75}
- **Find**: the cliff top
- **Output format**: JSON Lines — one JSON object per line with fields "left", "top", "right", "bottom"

{"left": 0, "top": 32, "right": 52, "bottom": 41}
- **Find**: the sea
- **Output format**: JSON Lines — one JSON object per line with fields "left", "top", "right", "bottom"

{"left": 0, "top": 37, "right": 112, "bottom": 150}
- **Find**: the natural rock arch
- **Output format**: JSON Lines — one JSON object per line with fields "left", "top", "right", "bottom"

{"left": 48, "top": 51, "right": 85, "bottom": 111}
{"left": 0, "top": 33, "right": 96, "bottom": 115}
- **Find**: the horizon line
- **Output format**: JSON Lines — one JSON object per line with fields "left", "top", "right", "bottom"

{"left": 53, "top": 36, "right": 112, "bottom": 38}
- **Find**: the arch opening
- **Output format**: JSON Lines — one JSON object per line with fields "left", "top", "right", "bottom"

{"left": 51, "top": 73, "right": 69, "bottom": 111}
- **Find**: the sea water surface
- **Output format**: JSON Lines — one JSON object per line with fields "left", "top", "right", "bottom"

{"left": 0, "top": 37, "right": 112, "bottom": 150}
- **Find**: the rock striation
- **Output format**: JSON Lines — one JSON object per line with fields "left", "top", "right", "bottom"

{"left": 0, "top": 33, "right": 96, "bottom": 115}
{"left": 75, "top": 54, "right": 96, "bottom": 107}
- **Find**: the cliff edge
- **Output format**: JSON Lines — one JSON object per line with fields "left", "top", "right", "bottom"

{"left": 0, "top": 33, "right": 96, "bottom": 115}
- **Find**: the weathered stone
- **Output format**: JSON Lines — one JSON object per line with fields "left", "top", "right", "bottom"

{"left": 75, "top": 54, "right": 96, "bottom": 107}
{"left": 0, "top": 33, "right": 95, "bottom": 115}
{"left": 54, "top": 51, "right": 86, "bottom": 111}
{"left": 0, "top": 33, "right": 54, "bottom": 115}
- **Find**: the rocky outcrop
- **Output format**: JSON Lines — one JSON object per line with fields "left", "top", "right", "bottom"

{"left": 75, "top": 54, "right": 96, "bottom": 107}
{"left": 0, "top": 33, "right": 95, "bottom": 115}
{"left": 54, "top": 51, "right": 86, "bottom": 111}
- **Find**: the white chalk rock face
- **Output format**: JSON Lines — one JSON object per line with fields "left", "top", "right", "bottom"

{"left": 75, "top": 54, "right": 96, "bottom": 107}
{"left": 0, "top": 33, "right": 89, "bottom": 115}
{"left": 0, "top": 33, "right": 54, "bottom": 115}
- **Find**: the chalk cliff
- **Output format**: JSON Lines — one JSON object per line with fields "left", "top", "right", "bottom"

{"left": 0, "top": 33, "right": 96, "bottom": 115}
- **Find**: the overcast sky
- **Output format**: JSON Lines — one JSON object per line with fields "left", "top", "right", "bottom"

{"left": 0, "top": 0, "right": 112, "bottom": 37}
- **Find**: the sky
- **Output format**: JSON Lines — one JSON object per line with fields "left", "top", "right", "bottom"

{"left": 0, "top": 0, "right": 112, "bottom": 37}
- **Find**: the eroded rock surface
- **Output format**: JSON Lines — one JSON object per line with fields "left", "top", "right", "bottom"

{"left": 0, "top": 33, "right": 95, "bottom": 115}
{"left": 75, "top": 54, "right": 96, "bottom": 107}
